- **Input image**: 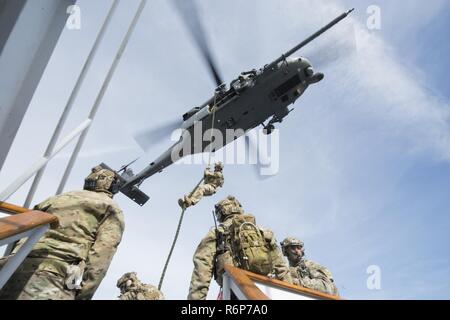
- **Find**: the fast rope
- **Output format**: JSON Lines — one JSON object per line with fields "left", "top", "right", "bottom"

{"left": 158, "top": 91, "right": 219, "bottom": 291}
{"left": 158, "top": 176, "right": 203, "bottom": 290}
{"left": 207, "top": 91, "right": 219, "bottom": 167}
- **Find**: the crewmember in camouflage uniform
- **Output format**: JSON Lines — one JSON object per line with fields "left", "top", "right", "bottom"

{"left": 179, "top": 162, "right": 224, "bottom": 209}
{"left": 0, "top": 166, "right": 125, "bottom": 300}
{"left": 117, "top": 272, "right": 164, "bottom": 300}
{"left": 188, "top": 196, "right": 292, "bottom": 300}
{"left": 281, "top": 237, "right": 338, "bottom": 296}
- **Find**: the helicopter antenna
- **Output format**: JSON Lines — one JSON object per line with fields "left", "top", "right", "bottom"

{"left": 267, "top": 8, "right": 354, "bottom": 70}
{"left": 117, "top": 158, "right": 139, "bottom": 174}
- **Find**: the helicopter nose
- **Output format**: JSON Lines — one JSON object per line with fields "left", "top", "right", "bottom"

{"left": 305, "top": 66, "right": 315, "bottom": 77}
{"left": 299, "top": 56, "right": 312, "bottom": 66}
{"left": 308, "top": 72, "right": 324, "bottom": 84}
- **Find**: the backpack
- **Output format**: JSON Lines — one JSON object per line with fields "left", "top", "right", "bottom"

{"left": 227, "top": 214, "right": 273, "bottom": 275}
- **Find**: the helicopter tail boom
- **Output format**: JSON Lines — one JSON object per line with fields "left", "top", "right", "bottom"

{"left": 120, "top": 184, "right": 150, "bottom": 206}
{"left": 99, "top": 162, "right": 150, "bottom": 206}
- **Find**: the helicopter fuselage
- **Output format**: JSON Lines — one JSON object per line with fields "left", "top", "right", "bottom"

{"left": 182, "top": 56, "right": 321, "bottom": 152}
{"left": 127, "top": 57, "right": 323, "bottom": 190}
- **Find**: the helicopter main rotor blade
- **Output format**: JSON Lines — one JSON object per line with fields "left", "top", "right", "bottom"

{"left": 303, "top": 23, "right": 357, "bottom": 70}
{"left": 172, "top": 0, "right": 224, "bottom": 87}
{"left": 134, "top": 120, "right": 181, "bottom": 152}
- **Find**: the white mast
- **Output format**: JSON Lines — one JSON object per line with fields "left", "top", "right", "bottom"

{"left": 23, "top": 0, "right": 120, "bottom": 208}
{"left": 57, "top": 0, "right": 148, "bottom": 195}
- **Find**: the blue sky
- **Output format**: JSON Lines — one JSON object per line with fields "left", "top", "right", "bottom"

{"left": 1, "top": 0, "right": 450, "bottom": 300}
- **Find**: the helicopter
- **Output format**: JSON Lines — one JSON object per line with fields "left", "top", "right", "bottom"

{"left": 100, "top": 3, "right": 354, "bottom": 206}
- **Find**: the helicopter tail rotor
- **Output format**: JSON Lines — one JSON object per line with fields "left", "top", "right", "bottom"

{"left": 99, "top": 162, "right": 150, "bottom": 206}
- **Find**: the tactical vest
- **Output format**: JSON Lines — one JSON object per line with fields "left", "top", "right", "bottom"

{"left": 290, "top": 259, "right": 338, "bottom": 296}
{"left": 12, "top": 190, "right": 120, "bottom": 278}
{"left": 215, "top": 214, "right": 273, "bottom": 284}
{"left": 119, "top": 285, "right": 164, "bottom": 300}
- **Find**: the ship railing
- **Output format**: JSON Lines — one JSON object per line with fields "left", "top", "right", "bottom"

{"left": 222, "top": 264, "right": 341, "bottom": 300}
{"left": 0, "top": 202, "right": 58, "bottom": 290}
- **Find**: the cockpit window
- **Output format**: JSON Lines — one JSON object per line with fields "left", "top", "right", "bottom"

{"left": 274, "top": 74, "right": 302, "bottom": 98}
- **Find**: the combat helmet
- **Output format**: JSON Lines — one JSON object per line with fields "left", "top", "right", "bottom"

{"left": 214, "top": 195, "right": 244, "bottom": 222}
{"left": 214, "top": 161, "right": 224, "bottom": 171}
{"left": 84, "top": 165, "right": 118, "bottom": 196}
{"left": 116, "top": 272, "right": 139, "bottom": 293}
{"left": 280, "top": 237, "right": 304, "bottom": 256}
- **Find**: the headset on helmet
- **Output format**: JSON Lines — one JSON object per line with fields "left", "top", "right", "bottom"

{"left": 84, "top": 166, "right": 119, "bottom": 195}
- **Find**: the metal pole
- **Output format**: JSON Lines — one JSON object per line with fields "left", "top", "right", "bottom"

{"left": 222, "top": 274, "right": 231, "bottom": 300}
{"left": 56, "top": 0, "right": 148, "bottom": 195}
{"left": 23, "top": 0, "right": 120, "bottom": 208}
{"left": 0, "top": 120, "right": 92, "bottom": 202}
{"left": 0, "top": 0, "right": 75, "bottom": 171}
{"left": 0, "top": 225, "right": 49, "bottom": 289}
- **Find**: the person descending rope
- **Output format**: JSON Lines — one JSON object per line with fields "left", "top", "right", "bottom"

{"left": 178, "top": 162, "right": 224, "bottom": 209}
{"left": 159, "top": 91, "right": 224, "bottom": 291}
{"left": 159, "top": 162, "right": 225, "bottom": 290}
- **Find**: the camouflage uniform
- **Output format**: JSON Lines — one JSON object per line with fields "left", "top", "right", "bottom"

{"left": 0, "top": 167, "right": 125, "bottom": 300}
{"left": 117, "top": 272, "right": 164, "bottom": 300}
{"left": 188, "top": 196, "right": 292, "bottom": 300}
{"left": 179, "top": 163, "right": 224, "bottom": 208}
{"left": 281, "top": 237, "right": 338, "bottom": 296}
